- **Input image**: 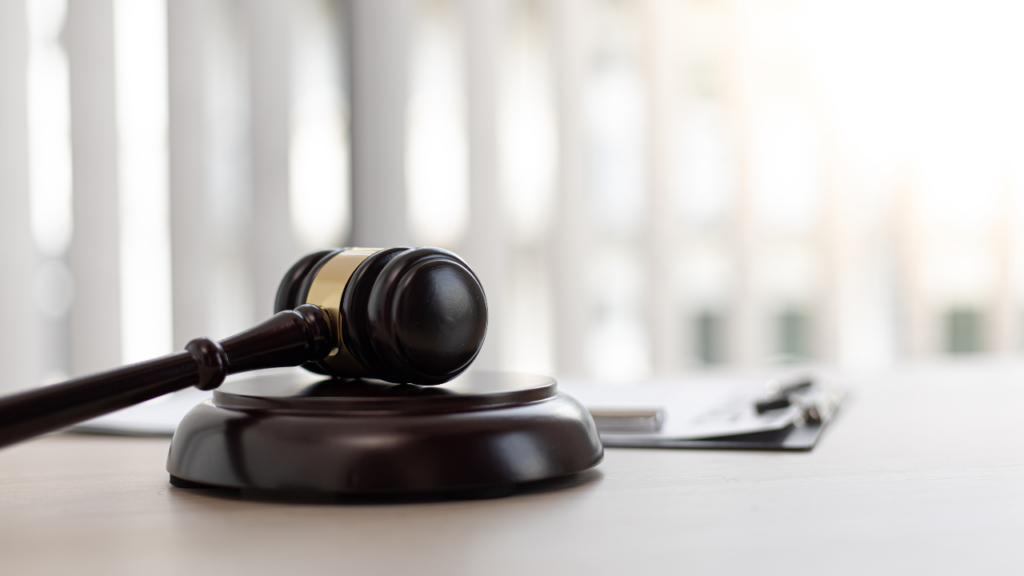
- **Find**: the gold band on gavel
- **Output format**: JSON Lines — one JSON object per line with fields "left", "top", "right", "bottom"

{"left": 304, "top": 247, "right": 383, "bottom": 376}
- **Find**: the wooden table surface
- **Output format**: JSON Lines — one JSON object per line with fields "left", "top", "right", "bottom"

{"left": 2, "top": 361, "right": 1023, "bottom": 575}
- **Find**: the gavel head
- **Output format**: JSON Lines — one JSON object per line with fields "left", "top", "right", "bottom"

{"left": 274, "top": 247, "right": 487, "bottom": 385}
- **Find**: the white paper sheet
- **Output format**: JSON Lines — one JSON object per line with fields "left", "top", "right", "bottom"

{"left": 558, "top": 379, "right": 802, "bottom": 441}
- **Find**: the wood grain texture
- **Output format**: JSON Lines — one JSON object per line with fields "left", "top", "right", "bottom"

{"left": 2, "top": 361, "right": 1024, "bottom": 575}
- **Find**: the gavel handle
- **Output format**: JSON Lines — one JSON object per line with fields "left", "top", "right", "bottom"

{"left": 0, "top": 304, "right": 334, "bottom": 450}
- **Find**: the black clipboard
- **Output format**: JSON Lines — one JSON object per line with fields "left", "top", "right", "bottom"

{"left": 568, "top": 374, "right": 844, "bottom": 451}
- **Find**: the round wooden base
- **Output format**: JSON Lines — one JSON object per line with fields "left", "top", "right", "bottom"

{"left": 166, "top": 370, "right": 603, "bottom": 495}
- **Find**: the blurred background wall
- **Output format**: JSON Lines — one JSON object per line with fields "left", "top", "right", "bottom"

{"left": 2, "top": 0, "right": 1024, "bottom": 391}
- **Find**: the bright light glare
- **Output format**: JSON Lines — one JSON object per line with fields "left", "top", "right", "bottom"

{"left": 407, "top": 1, "right": 469, "bottom": 248}
{"left": 26, "top": 0, "right": 72, "bottom": 257}
{"left": 584, "top": 0, "right": 650, "bottom": 378}
{"left": 290, "top": 0, "right": 349, "bottom": 251}
{"left": 114, "top": 0, "right": 173, "bottom": 363}
{"left": 585, "top": 60, "right": 646, "bottom": 235}
{"left": 795, "top": 0, "right": 1024, "bottom": 222}
{"left": 750, "top": 107, "right": 820, "bottom": 232}
{"left": 673, "top": 104, "right": 736, "bottom": 225}
{"left": 499, "top": 1, "right": 558, "bottom": 377}
{"left": 499, "top": 2, "right": 557, "bottom": 245}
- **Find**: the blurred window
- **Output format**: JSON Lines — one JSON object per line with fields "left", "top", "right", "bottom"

{"left": 694, "top": 310, "right": 724, "bottom": 366}
{"left": 946, "top": 308, "right": 983, "bottom": 355}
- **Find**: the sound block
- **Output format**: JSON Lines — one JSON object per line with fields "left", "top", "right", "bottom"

{"left": 166, "top": 370, "right": 603, "bottom": 495}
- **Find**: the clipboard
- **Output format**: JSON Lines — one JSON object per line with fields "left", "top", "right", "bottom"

{"left": 562, "top": 374, "right": 844, "bottom": 451}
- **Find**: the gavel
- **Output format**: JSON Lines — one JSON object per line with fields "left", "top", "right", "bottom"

{"left": 0, "top": 247, "right": 487, "bottom": 449}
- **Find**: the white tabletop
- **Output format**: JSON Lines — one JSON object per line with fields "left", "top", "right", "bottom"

{"left": 1, "top": 360, "right": 1022, "bottom": 575}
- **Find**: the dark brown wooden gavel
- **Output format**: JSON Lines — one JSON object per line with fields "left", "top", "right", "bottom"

{"left": 0, "top": 247, "right": 487, "bottom": 449}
